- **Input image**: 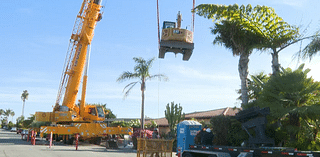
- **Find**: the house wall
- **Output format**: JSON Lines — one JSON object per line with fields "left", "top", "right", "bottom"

{"left": 158, "top": 126, "right": 170, "bottom": 135}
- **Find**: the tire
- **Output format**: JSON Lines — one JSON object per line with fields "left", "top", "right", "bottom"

{"left": 95, "top": 137, "right": 102, "bottom": 145}
{"left": 63, "top": 136, "right": 67, "bottom": 144}
{"left": 182, "top": 152, "right": 194, "bottom": 157}
{"left": 67, "top": 137, "right": 74, "bottom": 145}
{"left": 55, "top": 135, "right": 61, "bottom": 142}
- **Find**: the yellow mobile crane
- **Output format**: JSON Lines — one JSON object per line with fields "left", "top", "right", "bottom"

{"left": 35, "top": 0, "right": 131, "bottom": 144}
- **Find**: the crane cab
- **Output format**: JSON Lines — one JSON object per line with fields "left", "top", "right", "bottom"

{"left": 86, "top": 105, "right": 105, "bottom": 121}
{"left": 159, "top": 12, "right": 194, "bottom": 61}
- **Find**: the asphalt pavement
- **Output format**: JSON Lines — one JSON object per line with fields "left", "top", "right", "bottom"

{"left": 0, "top": 128, "right": 137, "bottom": 157}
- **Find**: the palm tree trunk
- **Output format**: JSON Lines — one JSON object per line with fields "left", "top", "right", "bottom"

{"left": 22, "top": 100, "right": 25, "bottom": 117}
{"left": 271, "top": 49, "right": 280, "bottom": 75}
{"left": 289, "top": 113, "right": 300, "bottom": 142}
{"left": 238, "top": 52, "right": 250, "bottom": 107}
{"left": 141, "top": 90, "right": 145, "bottom": 130}
{"left": 141, "top": 80, "right": 145, "bottom": 130}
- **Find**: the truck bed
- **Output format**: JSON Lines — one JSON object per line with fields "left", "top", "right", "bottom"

{"left": 184, "top": 144, "right": 320, "bottom": 157}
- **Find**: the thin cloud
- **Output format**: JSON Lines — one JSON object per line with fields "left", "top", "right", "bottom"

{"left": 169, "top": 65, "right": 238, "bottom": 81}
{"left": 277, "top": 0, "right": 307, "bottom": 7}
{"left": 17, "top": 8, "right": 33, "bottom": 14}
{"left": 247, "top": 0, "right": 307, "bottom": 8}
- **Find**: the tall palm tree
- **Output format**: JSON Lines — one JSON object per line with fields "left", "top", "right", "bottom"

{"left": 4, "top": 109, "right": 11, "bottom": 124}
{"left": 211, "top": 20, "right": 263, "bottom": 106}
{"left": 0, "top": 109, "right": 4, "bottom": 118}
{"left": 195, "top": 4, "right": 300, "bottom": 77}
{"left": 117, "top": 57, "right": 168, "bottom": 130}
{"left": 10, "top": 111, "right": 15, "bottom": 123}
{"left": 21, "top": 90, "right": 29, "bottom": 117}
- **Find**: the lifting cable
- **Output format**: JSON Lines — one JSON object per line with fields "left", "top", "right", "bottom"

{"left": 192, "top": 0, "right": 195, "bottom": 32}
{"left": 156, "top": 0, "right": 195, "bottom": 118}
{"left": 157, "top": 0, "right": 161, "bottom": 50}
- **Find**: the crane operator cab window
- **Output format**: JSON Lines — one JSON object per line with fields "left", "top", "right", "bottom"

{"left": 89, "top": 107, "right": 97, "bottom": 116}
{"left": 96, "top": 106, "right": 105, "bottom": 118}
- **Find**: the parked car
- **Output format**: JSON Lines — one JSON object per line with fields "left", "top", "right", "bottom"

{"left": 21, "top": 130, "right": 29, "bottom": 140}
{"left": 10, "top": 127, "right": 17, "bottom": 132}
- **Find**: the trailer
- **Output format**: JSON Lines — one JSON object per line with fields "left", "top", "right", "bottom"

{"left": 176, "top": 107, "right": 320, "bottom": 157}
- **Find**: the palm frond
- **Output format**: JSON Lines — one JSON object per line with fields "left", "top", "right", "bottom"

{"left": 117, "top": 71, "right": 139, "bottom": 82}
{"left": 123, "top": 81, "right": 140, "bottom": 99}
{"left": 146, "top": 74, "right": 169, "bottom": 81}
{"left": 133, "top": 57, "right": 155, "bottom": 77}
{"left": 301, "top": 36, "right": 320, "bottom": 60}
{"left": 118, "top": 57, "right": 168, "bottom": 101}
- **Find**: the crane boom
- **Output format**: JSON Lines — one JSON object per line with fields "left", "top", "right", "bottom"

{"left": 55, "top": 0, "right": 102, "bottom": 112}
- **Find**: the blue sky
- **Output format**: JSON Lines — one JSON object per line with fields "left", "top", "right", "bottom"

{"left": 1, "top": 0, "right": 320, "bottom": 122}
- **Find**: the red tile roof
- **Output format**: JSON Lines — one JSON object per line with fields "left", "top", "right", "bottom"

{"left": 146, "top": 107, "right": 241, "bottom": 126}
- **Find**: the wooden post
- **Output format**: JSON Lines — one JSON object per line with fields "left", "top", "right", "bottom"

{"left": 31, "top": 130, "right": 35, "bottom": 145}
{"left": 75, "top": 134, "right": 79, "bottom": 150}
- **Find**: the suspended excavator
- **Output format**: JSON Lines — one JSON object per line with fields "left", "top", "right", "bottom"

{"left": 159, "top": 11, "right": 194, "bottom": 61}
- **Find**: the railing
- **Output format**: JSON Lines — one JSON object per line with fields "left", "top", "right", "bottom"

{"left": 137, "top": 138, "right": 174, "bottom": 157}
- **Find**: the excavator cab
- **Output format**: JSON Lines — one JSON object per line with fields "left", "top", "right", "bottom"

{"left": 159, "top": 12, "right": 194, "bottom": 61}
{"left": 163, "top": 21, "right": 176, "bottom": 29}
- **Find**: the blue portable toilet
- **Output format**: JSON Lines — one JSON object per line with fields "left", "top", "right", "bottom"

{"left": 177, "top": 120, "right": 202, "bottom": 154}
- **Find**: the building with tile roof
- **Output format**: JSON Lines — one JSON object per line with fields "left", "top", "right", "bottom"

{"left": 145, "top": 107, "right": 241, "bottom": 135}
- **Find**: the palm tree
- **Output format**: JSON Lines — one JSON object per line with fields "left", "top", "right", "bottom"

{"left": 0, "top": 109, "right": 4, "bottom": 119}
{"left": 10, "top": 111, "right": 15, "bottom": 123}
{"left": 4, "top": 109, "right": 11, "bottom": 124}
{"left": 210, "top": 20, "right": 263, "bottom": 106}
{"left": 21, "top": 90, "right": 29, "bottom": 117}
{"left": 117, "top": 57, "right": 168, "bottom": 130}
{"left": 195, "top": 4, "right": 299, "bottom": 76}
{"left": 257, "top": 64, "right": 320, "bottom": 144}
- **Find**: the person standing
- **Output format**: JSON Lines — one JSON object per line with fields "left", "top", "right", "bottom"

{"left": 200, "top": 125, "right": 208, "bottom": 145}
{"left": 152, "top": 128, "right": 159, "bottom": 139}
{"left": 203, "top": 128, "right": 214, "bottom": 145}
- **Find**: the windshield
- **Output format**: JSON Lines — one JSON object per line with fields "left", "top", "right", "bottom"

{"left": 96, "top": 106, "right": 105, "bottom": 118}
{"left": 163, "top": 21, "right": 175, "bottom": 29}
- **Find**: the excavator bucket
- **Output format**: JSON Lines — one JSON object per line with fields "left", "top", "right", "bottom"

{"left": 159, "top": 40, "right": 194, "bottom": 61}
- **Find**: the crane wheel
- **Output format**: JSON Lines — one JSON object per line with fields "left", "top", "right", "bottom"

{"left": 95, "top": 137, "right": 102, "bottom": 145}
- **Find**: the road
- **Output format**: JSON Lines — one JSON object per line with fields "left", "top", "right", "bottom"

{"left": 0, "top": 128, "right": 137, "bottom": 157}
